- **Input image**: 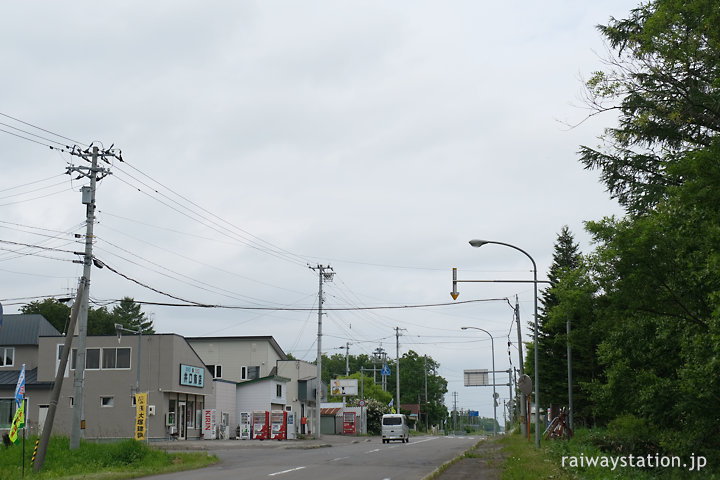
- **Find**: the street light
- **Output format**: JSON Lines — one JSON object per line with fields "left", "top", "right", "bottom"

{"left": 461, "top": 326, "right": 497, "bottom": 436}
{"left": 114, "top": 324, "right": 145, "bottom": 397}
{"left": 469, "top": 239, "right": 540, "bottom": 448}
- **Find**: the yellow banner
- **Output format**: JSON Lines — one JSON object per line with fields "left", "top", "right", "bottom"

{"left": 8, "top": 401, "right": 25, "bottom": 445}
{"left": 134, "top": 393, "right": 147, "bottom": 441}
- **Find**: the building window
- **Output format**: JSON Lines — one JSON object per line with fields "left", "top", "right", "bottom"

{"left": 0, "top": 398, "right": 27, "bottom": 428}
{"left": 0, "top": 347, "right": 14, "bottom": 367}
{"left": 101, "top": 396, "right": 114, "bottom": 407}
{"left": 103, "top": 348, "right": 131, "bottom": 369}
{"left": 240, "top": 366, "right": 247, "bottom": 380}
{"left": 73, "top": 348, "right": 101, "bottom": 370}
{"left": 69, "top": 397, "right": 74, "bottom": 407}
{"left": 87, "top": 348, "right": 100, "bottom": 369}
{"left": 206, "top": 365, "right": 222, "bottom": 378}
{"left": 72, "top": 348, "right": 129, "bottom": 370}
{"left": 276, "top": 384, "right": 282, "bottom": 398}
{"left": 247, "top": 366, "right": 260, "bottom": 380}
{"left": 0, "top": 398, "right": 13, "bottom": 428}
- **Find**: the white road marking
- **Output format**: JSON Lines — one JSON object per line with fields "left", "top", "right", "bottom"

{"left": 331, "top": 456, "right": 350, "bottom": 462}
{"left": 366, "top": 448, "right": 381, "bottom": 454}
{"left": 268, "top": 466, "right": 306, "bottom": 476}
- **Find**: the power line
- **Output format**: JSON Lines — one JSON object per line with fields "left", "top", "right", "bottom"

{"left": 0, "top": 112, "right": 86, "bottom": 147}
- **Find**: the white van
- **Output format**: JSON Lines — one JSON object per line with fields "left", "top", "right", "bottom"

{"left": 381, "top": 414, "right": 409, "bottom": 444}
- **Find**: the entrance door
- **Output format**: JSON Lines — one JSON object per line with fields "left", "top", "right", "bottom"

{"left": 38, "top": 405, "right": 49, "bottom": 435}
{"left": 179, "top": 402, "right": 186, "bottom": 440}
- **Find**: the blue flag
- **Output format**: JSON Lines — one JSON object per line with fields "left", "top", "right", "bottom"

{"left": 15, "top": 364, "right": 25, "bottom": 408}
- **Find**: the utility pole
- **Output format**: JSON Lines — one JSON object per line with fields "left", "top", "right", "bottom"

{"left": 67, "top": 145, "right": 113, "bottom": 450}
{"left": 374, "top": 346, "right": 387, "bottom": 391}
{"left": 452, "top": 392, "right": 458, "bottom": 434}
{"left": 309, "top": 264, "right": 334, "bottom": 440}
{"left": 340, "top": 342, "right": 351, "bottom": 376}
{"left": 34, "top": 282, "right": 85, "bottom": 471}
{"left": 514, "top": 295, "right": 528, "bottom": 438}
{"left": 424, "top": 355, "right": 429, "bottom": 432}
{"left": 395, "top": 327, "right": 405, "bottom": 415}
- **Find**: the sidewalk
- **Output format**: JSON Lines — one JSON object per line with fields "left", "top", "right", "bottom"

{"left": 432, "top": 436, "right": 505, "bottom": 480}
{"left": 154, "top": 434, "right": 374, "bottom": 451}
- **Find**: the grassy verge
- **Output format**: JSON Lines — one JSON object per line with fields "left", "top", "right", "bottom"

{"left": 500, "top": 433, "right": 575, "bottom": 480}
{"left": 0, "top": 436, "right": 217, "bottom": 480}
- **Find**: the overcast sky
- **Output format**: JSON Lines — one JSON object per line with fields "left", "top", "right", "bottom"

{"left": 1, "top": 1, "right": 634, "bottom": 421}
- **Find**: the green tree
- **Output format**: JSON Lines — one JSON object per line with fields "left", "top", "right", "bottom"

{"left": 580, "top": 0, "right": 720, "bottom": 215}
{"left": 388, "top": 350, "right": 448, "bottom": 429}
{"left": 525, "top": 226, "right": 582, "bottom": 411}
{"left": 322, "top": 350, "right": 449, "bottom": 430}
{"left": 575, "top": 0, "right": 720, "bottom": 458}
{"left": 21, "top": 297, "right": 155, "bottom": 336}
{"left": 112, "top": 297, "right": 155, "bottom": 333}
{"left": 20, "top": 298, "right": 71, "bottom": 333}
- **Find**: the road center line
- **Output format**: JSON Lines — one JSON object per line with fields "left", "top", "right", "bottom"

{"left": 331, "top": 456, "right": 350, "bottom": 462}
{"left": 268, "top": 466, "right": 306, "bottom": 476}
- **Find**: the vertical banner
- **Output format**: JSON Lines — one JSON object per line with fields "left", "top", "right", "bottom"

{"left": 9, "top": 364, "right": 26, "bottom": 445}
{"left": 202, "top": 409, "right": 216, "bottom": 439}
{"left": 134, "top": 393, "right": 148, "bottom": 441}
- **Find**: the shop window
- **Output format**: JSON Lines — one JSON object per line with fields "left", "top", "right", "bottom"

{"left": 0, "top": 347, "right": 14, "bottom": 367}
{"left": 187, "top": 400, "right": 195, "bottom": 428}
{"left": 168, "top": 400, "right": 176, "bottom": 425}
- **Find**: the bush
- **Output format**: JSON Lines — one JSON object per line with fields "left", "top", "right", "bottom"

{"left": 107, "top": 439, "right": 148, "bottom": 465}
{"left": 589, "top": 414, "right": 660, "bottom": 456}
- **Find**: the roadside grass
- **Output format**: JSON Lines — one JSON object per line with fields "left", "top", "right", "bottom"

{"left": 500, "top": 433, "right": 574, "bottom": 480}
{"left": 0, "top": 436, "right": 217, "bottom": 480}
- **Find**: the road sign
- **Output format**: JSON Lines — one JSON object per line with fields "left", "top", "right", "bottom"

{"left": 381, "top": 364, "right": 391, "bottom": 376}
{"left": 518, "top": 374, "right": 532, "bottom": 395}
{"left": 464, "top": 369, "right": 489, "bottom": 386}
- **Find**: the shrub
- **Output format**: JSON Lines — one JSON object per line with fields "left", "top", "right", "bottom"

{"left": 590, "top": 414, "right": 660, "bottom": 456}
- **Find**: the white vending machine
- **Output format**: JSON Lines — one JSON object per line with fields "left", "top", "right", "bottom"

{"left": 286, "top": 412, "right": 297, "bottom": 440}
{"left": 238, "top": 411, "right": 251, "bottom": 440}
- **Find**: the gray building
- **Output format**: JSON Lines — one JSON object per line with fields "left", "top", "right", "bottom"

{"left": 2, "top": 314, "right": 214, "bottom": 441}
{"left": 2, "top": 316, "right": 323, "bottom": 441}
{"left": 1, "top": 314, "right": 61, "bottom": 435}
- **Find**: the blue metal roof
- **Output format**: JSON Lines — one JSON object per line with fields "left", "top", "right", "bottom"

{"left": 0, "top": 314, "right": 61, "bottom": 346}
{"left": 0, "top": 367, "right": 49, "bottom": 388}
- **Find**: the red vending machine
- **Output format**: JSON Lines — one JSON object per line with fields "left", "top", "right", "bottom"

{"left": 271, "top": 410, "right": 287, "bottom": 440}
{"left": 252, "top": 411, "right": 269, "bottom": 440}
{"left": 343, "top": 411, "right": 356, "bottom": 435}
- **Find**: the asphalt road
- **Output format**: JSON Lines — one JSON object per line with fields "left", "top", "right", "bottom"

{"left": 149, "top": 435, "right": 481, "bottom": 480}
